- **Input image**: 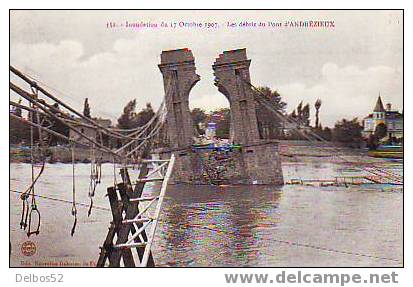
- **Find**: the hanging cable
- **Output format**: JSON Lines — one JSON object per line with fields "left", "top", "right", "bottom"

{"left": 20, "top": 94, "right": 43, "bottom": 237}
{"left": 19, "top": 100, "right": 35, "bottom": 231}
{"left": 11, "top": 66, "right": 163, "bottom": 141}
{"left": 11, "top": 189, "right": 111, "bottom": 212}
{"left": 70, "top": 143, "right": 77, "bottom": 236}
{"left": 244, "top": 78, "right": 402, "bottom": 185}
{"left": 89, "top": 144, "right": 95, "bottom": 216}
{"left": 113, "top": 156, "right": 118, "bottom": 190}
{"left": 19, "top": 193, "right": 29, "bottom": 230}
{"left": 88, "top": 143, "right": 101, "bottom": 217}
{"left": 27, "top": 190, "right": 41, "bottom": 237}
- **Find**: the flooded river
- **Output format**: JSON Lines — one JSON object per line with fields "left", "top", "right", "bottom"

{"left": 10, "top": 154, "right": 403, "bottom": 267}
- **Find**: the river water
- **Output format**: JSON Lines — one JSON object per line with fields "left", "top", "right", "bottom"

{"left": 10, "top": 154, "right": 403, "bottom": 267}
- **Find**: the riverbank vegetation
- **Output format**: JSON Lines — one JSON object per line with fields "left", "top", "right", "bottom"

{"left": 10, "top": 87, "right": 371, "bottom": 148}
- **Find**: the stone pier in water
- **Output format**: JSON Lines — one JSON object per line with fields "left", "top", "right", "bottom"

{"left": 158, "top": 48, "right": 283, "bottom": 185}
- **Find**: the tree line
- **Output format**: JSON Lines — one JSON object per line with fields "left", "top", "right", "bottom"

{"left": 10, "top": 88, "right": 368, "bottom": 147}
{"left": 10, "top": 98, "right": 155, "bottom": 146}
{"left": 190, "top": 86, "right": 366, "bottom": 146}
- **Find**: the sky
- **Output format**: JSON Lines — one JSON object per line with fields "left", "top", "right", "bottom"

{"left": 10, "top": 10, "right": 403, "bottom": 127}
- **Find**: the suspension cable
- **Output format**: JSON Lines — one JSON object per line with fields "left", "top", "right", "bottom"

{"left": 70, "top": 143, "right": 77, "bottom": 236}
{"left": 11, "top": 66, "right": 165, "bottom": 140}
{"left": 11, "top": 82, "right": 122, "bottom": 158}
{"left": 11, "top": 189, "right": 110, "bottom": 212}
{"left": 10, "top": 66, "right": 128, "bottom": 139}
{"left": 244, "top": 79, "right": 402, "bottom": 183}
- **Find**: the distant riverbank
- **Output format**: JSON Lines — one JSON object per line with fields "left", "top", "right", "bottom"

{"left": 10, "top": 145, "right": 115, "bottom": 164}
{"left": 10, "top": 140, "right": 367, "bottom": 164}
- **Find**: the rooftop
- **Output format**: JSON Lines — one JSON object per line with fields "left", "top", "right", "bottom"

{"left": 373, "top": 96, "right": 385, "bottom": 112}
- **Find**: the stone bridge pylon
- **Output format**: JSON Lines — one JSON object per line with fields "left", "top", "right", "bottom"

{"left": 158, "top": 48, "right": 200, "bottom": 148}
{"left": 158, "top": 48, "right": 283, "bottom": 185}
{"left": 212, "top": 49, "right": 260, "bottom": 145}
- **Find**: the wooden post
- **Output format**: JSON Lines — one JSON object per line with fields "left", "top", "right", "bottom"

{"left": 108, "top": 146, "right": 155, "bottom": 267}
{"left": 97, "top": 186, "right": 134, "bottom": 267}
{"left": 117, "top": 182, "right": 153, "bottom": 263}
{"left": 97, "top": 144, "right": 156, "bottom": 267}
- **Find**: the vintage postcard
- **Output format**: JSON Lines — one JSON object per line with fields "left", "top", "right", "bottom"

{"left": 9, "top": 10, "right": 403, "bottom": 274}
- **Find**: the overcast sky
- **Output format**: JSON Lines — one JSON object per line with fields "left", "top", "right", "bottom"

{"left": 10, "top": 10, "right": 403, "bottom": 127}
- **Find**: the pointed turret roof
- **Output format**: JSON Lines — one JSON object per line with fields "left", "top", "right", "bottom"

{"left": 373, "top": 96, "right": 385, "bottom": 112}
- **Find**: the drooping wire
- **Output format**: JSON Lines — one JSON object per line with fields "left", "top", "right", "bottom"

{"left": 244, "top": 78, "right": 402, "bottom": 185}
{"left": 19, "top": 100, "right": 33, "bottom": 230}
{"left": 113, "top": 156, "right": 118, "bottom": 190}
{"left": 11, "top": 66, "right": 160, "bottom": 140}
{"left": 11, "top": 189, "right": 111, "bottom": 212}
{"left": 70, "top": 143, "right": 77, "bottom": 236}
{"left": 88, "top": 142, "right": 102, "bottom": 217}
{"left": 19, "top": 87, "right": 43, "bottom": 237}
{"left": 10, "top": 66, "right": 171, "bottom": 237}
{"left": 88, "top": 144, "right": 95, "bottom": 216}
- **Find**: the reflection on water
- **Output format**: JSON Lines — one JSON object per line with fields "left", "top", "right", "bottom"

{"left": 154, "top": 185, "right": 282, "bottom": 266}
{"left": 10, "top": 159, "right": 403, "bottom": 267}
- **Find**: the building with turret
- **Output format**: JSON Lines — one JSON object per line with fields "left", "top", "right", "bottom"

{"left": 363, "top": 96, "right": 403, "bottom": 139}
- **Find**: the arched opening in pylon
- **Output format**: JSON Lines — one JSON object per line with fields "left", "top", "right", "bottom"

{"left": 188, "top": 79, "right": 231, "bottom": 142}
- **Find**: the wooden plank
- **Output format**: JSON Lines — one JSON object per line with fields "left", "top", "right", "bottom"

{"left": 109, "top": 148, "right": 155, "bottom": 267}
{"left": 110, "top": 186, "right": 136, "bottom": 267}
{"left": 96, "top": 186, "right": 135, "bottom": 267}
{"left": 130, "top": 157, "right": 156, "bottom": 267}
{"left": 97, "top": 186, "right": 134, "bottom": 267}
{"left": 96, "top": 222, "right": 116, "bottom": 267}
{"left": 120, "top": 168, "right": 156, "bottom": 267}
{"left": 140, "top": 154, "right": 175, "bottom": 267}
{"left": 117, "top": 183, "right": 146, "bottom": 261}
{"left": 109, "top": 175, "right": 144, "bottom": 266}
